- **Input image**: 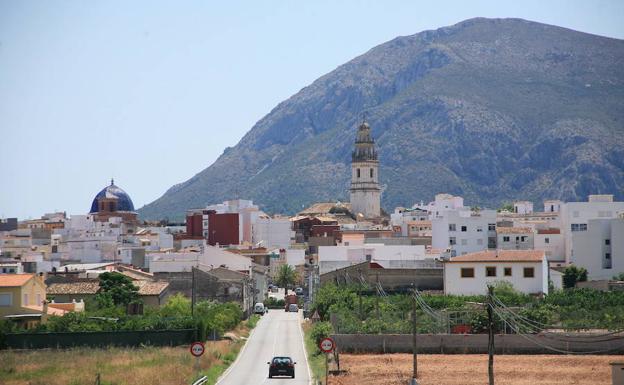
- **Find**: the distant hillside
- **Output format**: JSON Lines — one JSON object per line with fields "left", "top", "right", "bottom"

{"left": 139, "top": 18, "right": 624, "bottom": 220}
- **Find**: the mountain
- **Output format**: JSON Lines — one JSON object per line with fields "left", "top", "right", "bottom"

{"left": 139, "top": 18, "right": 624, "bottom": 220}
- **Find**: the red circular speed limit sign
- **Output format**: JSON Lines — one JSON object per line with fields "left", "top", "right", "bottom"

{"left": 319, "top": 337, "right": 335, "bottom": 353}
{"left": 190, "top": 341, "right": 205, "bottom": 357}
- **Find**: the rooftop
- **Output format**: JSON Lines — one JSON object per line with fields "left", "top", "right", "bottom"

{"left": 0, "top": 274, "right": 35, "bottom": 287}
{"left": 448, "top": 250, "right": 546, "bottom": 263}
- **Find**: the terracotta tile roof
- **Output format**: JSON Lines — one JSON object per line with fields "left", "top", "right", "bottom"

{"left": 496, "top": 227, "right": 534, "bottom": 234}
{"left": 538, "top": 228, "right": 561, "bottom": 234}
{"left": 133, "top": 280, "right": 169, "bottom": 296}
{"left": 0, "top": 274, "right": 35, "bottom": 287}
{"left": 448, "top": 250, "right": 545, "bottom": 263}
{"left": 47, "top": 282, "right": 100, "bottom": 295}
{"left": 47, "top": 280, "right": 168, "bottom": 296}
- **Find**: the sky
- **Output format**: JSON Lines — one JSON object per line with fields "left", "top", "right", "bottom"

{"left": 1, "top": 0, "right": 623, "bottom": 219}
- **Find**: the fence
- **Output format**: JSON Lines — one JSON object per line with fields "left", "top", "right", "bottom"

{"left": 331, "top": 333, "right": 624, "bottom": 355}
{"left": 3, "top": 328, "right": 198, "bottom": 349}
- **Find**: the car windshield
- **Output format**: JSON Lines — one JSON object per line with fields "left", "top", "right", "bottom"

{"left": 272, "top": 357, "right": 292, "bottom": 365}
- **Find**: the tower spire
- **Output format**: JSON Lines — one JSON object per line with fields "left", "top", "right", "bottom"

{"left": 111, "top": 178, "right": 114, "bottom": 186}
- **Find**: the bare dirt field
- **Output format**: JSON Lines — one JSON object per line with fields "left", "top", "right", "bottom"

{"left": 329, "top": 354, "right": 620, "bottom": 385}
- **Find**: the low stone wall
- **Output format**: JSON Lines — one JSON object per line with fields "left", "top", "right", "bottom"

{"left": 332, "top": 333, "right": 624, "bottom": 355}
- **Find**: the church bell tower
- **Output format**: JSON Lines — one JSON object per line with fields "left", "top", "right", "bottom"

{"left": 350, "top": 120, "right": 381, "bottom": 218}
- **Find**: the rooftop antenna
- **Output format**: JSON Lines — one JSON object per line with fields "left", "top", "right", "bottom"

{"left": 111, "top": 178, "right": 115, "bottom": 186}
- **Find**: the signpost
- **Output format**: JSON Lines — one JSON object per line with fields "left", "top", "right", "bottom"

{"left": 319, "top": 337, "right": 335, "bottom": 385}
{"left": 190, "top": 341, "right": 205, "bottom": 374}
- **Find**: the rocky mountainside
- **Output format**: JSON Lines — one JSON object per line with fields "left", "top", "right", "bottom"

{"left": 139, "top": 18, "right": 624, "bottom": 220}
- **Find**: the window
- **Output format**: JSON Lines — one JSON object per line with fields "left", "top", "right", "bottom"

{"left": 504, "top": 267, "right": 512, "bottom": 277}
{"left": 357, "top": 168, "right": 360, "bottom": 178}
{"left": 36, "top": 294, "right": 41, "bottom": 306}
{"left": 523, "top": 267, "right": 535, "bottom": 278}
{"left": 605, "top": 253, "right": 611, "bottom": 260}
{"left": 449, "top": 237, "right": 456, "bottom": 245}
{"left": 0, "top": 293, "right": 11, "bottom": 307}
{"left": 23, "top": 293, "right": 29, "bottom": 306}
{"left": 503, "top": 236, "right": 510, "bottom": 242}
{"left": 461, "top": 239, "right": 468, "bottom": 246}
{"left": 461, "top": 226, "right": 467, "bottom": 232}
{"left": 461, "top": 268, "right": 474, "bottom": 278}
{"left": 605, "top": 239, "right": 611, "bottom": 246}
{"left": 370, "top": 168, "right": 373, "bottom": 178}
{"left": 449, "top": 224, "right": 456, "bottom": 232}
{"left": 488, "top": 223, "right": 496, "bottom": 231}
{"left": 485, "top": 267, "right": 496, "bottom": 277}
{"left": 571, "top": 224, "right": 587, "bottom": 232}
{"left": 545, "top": 237, "right": 550, "bottom": 244}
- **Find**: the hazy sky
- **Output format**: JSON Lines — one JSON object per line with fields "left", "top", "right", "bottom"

{"left": 1, "top": 0, "right": 623, "bottom": 219}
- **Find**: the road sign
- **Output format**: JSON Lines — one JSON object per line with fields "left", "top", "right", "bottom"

{"left": 319, "top": 337, "right": 335, "bottom": 353}
{"left": 190, "top": 341, "right": 205, "bottom": 357}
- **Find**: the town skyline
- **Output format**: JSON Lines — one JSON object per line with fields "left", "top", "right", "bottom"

{"left": 2, "top": 1, "right": 624, "bottom": 219}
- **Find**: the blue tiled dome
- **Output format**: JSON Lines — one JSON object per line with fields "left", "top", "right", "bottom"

{"left": 89, "top": 179, "right": 135, "bottom": 213}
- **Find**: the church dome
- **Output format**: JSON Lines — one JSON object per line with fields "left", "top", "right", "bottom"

{"left": 89, "top": 179, "right": 135, "bottom": 213}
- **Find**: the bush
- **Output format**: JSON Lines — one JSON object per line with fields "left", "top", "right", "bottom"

{"left": 563, "top": 265, "right": 588, "bottom": 288}
{"left": 264, "top": 297, "right": 285, "bottom": 309}
{"left": 310, "top": 321, "right": 333, "bottom": 349}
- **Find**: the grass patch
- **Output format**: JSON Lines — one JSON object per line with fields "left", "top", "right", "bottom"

{"left": 302, "top": 320, "right": 327, "bottom": 382}
{"left": 246, "top": 314, "right": 260, "bottom": 329}
{"left": 0, "top": 316, "right": 262, "bottom": 385}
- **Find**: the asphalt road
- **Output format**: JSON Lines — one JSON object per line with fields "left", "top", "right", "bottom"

{"left": 216, "top": 309, "right": 311, "bottom": 385}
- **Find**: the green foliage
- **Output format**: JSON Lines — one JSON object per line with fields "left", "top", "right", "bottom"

{"left": 310, "top": 284, "right": 624, "bottom": 334}
{"left": 159, "top": 293, "right": 191, "bottom": 317}
{"left": 310, "top": 321, "right": 333, "bottom": 347}
{"left": 275, "top": 264, "right": 298, "bottom": 290}
{"left": 563, "top": 265, "right": 588, "bottom": 288}
{"left": 246, "top": 315, "right": 260, "bottom": 329}
{"left": 264, "top": 297, "right": 285, "bottom": 309}
{"left": 96, "top": 272, "right": 140, "bottom": 307}
{"left": 498, "top": 203, "right": 514, "bottom": 212}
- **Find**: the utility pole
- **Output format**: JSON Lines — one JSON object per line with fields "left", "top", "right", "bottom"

{"left": 191, "top": 266, "right": 196, "bottom": 317}
{"left": 410, "top": 285, "right": 418, "bottom": 385}
{"left": 487, "top": 285, "right": 495, "bottom": 385}
{"left": 375, "top": 274, "right": 380, "bottom": 319}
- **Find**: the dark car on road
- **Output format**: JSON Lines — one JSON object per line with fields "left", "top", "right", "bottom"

{"left": 268, "top": 356, "right": 296, "bottom": 378}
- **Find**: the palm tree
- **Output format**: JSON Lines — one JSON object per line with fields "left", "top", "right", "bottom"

{"left": 276, "top": 264, "right": 298, "bottom": 293}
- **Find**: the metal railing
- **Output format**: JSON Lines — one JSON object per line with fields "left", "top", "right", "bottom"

{"left": 192, "top": 375, "right": 208, "bottom": 385}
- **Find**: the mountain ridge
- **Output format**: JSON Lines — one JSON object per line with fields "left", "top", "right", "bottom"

{"left": 139, "top": 17, "right": 624, "bottom": 220}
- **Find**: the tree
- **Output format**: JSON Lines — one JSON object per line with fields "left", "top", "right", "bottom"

{"left": 96, "top": 272, "right": 139, "bottom": 307}
{"left": 562, "top": 265, "right": 588, "bottom": 289}
{"left": 275, "top": 264, "right": 298, "bottom": 292}
{"left": 498, "top": 203, "right": 514, "bottom": 213}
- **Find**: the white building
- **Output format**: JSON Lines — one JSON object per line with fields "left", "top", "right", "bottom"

{"left": 560, "top": 195, "right": 624, "bottom": 273}
{"left": 390, "top": 208, "right": 429, "bottom": 236}
{"left": 496, "top": 227, "right": 534, "bottom": 250}
{"left": 513, "top": 201, "right": 534, "bottom": 215}
{"left": 147, "top": 244, "right": 253, "bottom": 273}
{"left": 349, "top": 121, "right": 381, "bottom": 219}
{"left": 534, "top": 228, "right": 564, "bottom": 263}
{"left": 568, "top": 217, "right": 624, "bottom": 280}
{"left": 432, "top": 209, "right": 497, "bottom": 256}
{"left": 444, "top": 250, "right": 548, "bottom": 296}
{"left": 252, "top": 215, "right": 293, "bottom": 249}
{"left": 318, "top": 244, "right": 428, "bottom": 274}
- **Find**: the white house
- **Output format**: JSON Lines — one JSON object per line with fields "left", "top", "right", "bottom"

{"left": 432, "top": 208, "right": 497, "bottom": 256}
{"left": 444, "top": 250, "right": 548, "bottom": 296}
{"left": 561, "top": 195, "right": 624, "bottom": 266}
{"left": 148, "top": 244, "right": 253, "bottom": 273}
{"left": 514, "top": 201, "right": 534, "bottom": 215}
